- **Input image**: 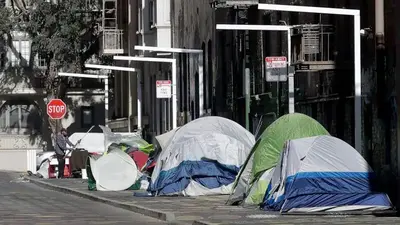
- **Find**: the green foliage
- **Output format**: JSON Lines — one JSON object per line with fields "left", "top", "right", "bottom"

{"left": 23, "top": 0, "right": 100, "bottom": 71}
{"left": 0, "top": 7, "right": 12, "bottom": 35}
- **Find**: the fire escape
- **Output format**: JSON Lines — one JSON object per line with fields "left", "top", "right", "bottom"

{"left": 291, "top": 24, "right": 335, "bottom": 72}
{"left": 291, "top": 23, "right": 337, "bottom": 103}
{"left": 99, "top": 0, "right": 124, "bottom": 54}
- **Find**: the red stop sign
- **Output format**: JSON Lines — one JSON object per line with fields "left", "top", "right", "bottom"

{"left": 47, "top": 99, "right": 67, "bottom": 119}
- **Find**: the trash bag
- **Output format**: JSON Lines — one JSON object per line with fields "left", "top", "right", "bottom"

{"left": 86, "top": 156, "right": 97, "bottom": 191}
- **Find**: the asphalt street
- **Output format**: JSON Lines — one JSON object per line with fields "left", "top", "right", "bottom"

{"left": 0, "top": 171, "right": 167, "bottom": 225}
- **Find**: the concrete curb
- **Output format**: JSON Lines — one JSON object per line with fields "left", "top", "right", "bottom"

{"left": 24, "top": 176, "right": 177, "bottom": 224}
{"left": 192, "top": 220, "right": 218, "bottom": 225}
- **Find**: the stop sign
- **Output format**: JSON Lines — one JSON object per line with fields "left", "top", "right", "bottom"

{"left": 47, "top": 99, "right": 67, "bottom": 119}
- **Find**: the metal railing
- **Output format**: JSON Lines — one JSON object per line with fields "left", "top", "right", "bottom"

{"left": 291, "top": 24, "right": 335, "bottom": 63}
{"left": 101, "top": 29, "right": 123, "bottom": 53}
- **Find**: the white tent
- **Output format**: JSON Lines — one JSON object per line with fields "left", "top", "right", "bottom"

{"left": 155, "top": 127, "right": 180, "bottom": 150}
{"left": 150, "top": 116, "right": 255, "bottom": 196}
{"left": 90, "top": 149, "right": 138, "bottom": 191}
{"left": 263, "top": 135, "right": 392, "bottom": 213}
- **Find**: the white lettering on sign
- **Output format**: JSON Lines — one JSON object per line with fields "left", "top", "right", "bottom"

{"left": 156, "top": 80, "right": 172, "bottom": 99}
{"left": 265, "top": 56, "right": 288, "bottom": 82}
{"left": 47, "top": 99, "right": 67, "bottom": 119}
{"left": 48, "top": 105, "right": 66, "bottom": 113}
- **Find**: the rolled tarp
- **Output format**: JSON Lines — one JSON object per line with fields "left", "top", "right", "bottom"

{"left": 90, "top": 149, "right": 138, "bottom": 191}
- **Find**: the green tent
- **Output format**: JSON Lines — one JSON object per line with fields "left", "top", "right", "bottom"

{"left": 227, "top": 113, "right": 329, "bottom": 206}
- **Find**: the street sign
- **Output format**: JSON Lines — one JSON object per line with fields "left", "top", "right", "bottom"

{"left": 265, "top": 56, "right": 288, "bottom": 82}
{"left": 156, "top": 80, "right": 172, "bottom": 98}
{"left": 47, "top": 99, "right": 67, "bottom": 119}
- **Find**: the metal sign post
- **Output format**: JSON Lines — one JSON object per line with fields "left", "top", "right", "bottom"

{"left": 113, "top": 56, "right": 178, "bottom": 129}
{"left": 265, "top": 56, "right": 287, "bottom": 116}
{"left": 84, "top": 64, "right": 140, "bottom": 133}
{"left": 257, "top": 3, "right": 363, "bottom": 153}
{"left": 216, "top": 24, "right": 294, "bottom": 127}
{"left": 265, "top": 56, "right": 296, "bottom": 114}
{"left": 58, "top": 72, "right": 109, "bottom": 126}
{"left": 134, "top": 46, "right": 205, "bottom": 118}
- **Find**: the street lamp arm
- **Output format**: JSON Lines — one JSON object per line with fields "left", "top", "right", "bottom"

{"left": 258, "top": 3, "right": 360, "bottom": 16}
{"left": 134, "top": 45, "right": 203, "bottom": 54}
{"left": 114, "top": 56, "right": 176, "bottom": 63}
{"left": 85, "top": 64, "right": 139, "bottom": 72}
{"left": 58, "top": 72, "right": 108, "bottom": 79}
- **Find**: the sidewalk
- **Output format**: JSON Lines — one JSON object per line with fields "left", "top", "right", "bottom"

{"left": 25, "top": 176, "right": 400, "bottom": 225}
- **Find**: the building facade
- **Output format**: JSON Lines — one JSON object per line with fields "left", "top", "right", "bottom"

{"left": 97, "top": 0, "right": 400, "bottom": 199}
{"left": 0, "top": 0, "right": 106, "bottom": 171}
{"left": 211, "top": 0, "right": 400, "bottom": 202}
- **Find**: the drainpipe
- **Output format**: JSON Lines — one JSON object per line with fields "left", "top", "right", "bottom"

{"left": 395, "top": 0, "right": 400, "bottom": 208}
{"left": 375, "top": 0, "right": 385, "bottom": 50}
{"left": 375, "top": 0, "right": 389, "bottom": 165}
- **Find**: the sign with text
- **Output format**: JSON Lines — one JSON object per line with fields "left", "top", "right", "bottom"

{"left": 265, "top": 56, "right": 288, "bottom": 82}
{"left": 47, "top": 99, "right": 67, "bottom": 119}
{"left": 156, "top": 80, "right": 172, "bottom": 98}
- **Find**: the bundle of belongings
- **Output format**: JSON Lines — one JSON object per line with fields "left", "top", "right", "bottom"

{"left": 86, "top": 126, "right": 154, "bottom": 191}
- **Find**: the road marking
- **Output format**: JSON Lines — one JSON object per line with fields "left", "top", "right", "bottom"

{"left": 90, "top": 222, "right": 122, "bottom": 224}
{"left": 35, "top": 215, "right": 62, "bottom": 218}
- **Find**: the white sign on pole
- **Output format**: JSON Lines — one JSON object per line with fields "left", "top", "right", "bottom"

{"left": 156, "top": 80, "right": 172, "bottom": 98}
{"left": 265, "top": 56, "right": 288, "bottom": 82}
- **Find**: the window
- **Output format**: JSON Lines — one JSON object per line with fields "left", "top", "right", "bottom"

{"left": 137, "top": 6, "right": 142, "bottom": 32}
{"left": 0, "top": 102, "right": 42, "bottom": 134}
{"left": 9, "top": 41, "right": 20, "bottom": 66}
{"left": 149, "top": 0, "right": 156, "bottom": 28}
{"left": 9, "top": 107, "right": 19, "bottom": 129}
{"left": 207, "top": 40, "right": 213, "bottom": 109}
{"left": 81, "top": 106, "right": 94, "bottom": 128}
{"left": 104, "top": 1, "right": 117, "bottom": 28}
{"left": 218, "top": 33, "right": 227, "bottom": 100}
{"left": 179, "top": 54, "right": 184, "bottom": 112}
{"left": 20, "top": 107, "right": 30, "bottom": 128}
{"left": 183, "top": 54, "right": 189, "bottom": 112}
{"left": 8, "top": 40, "right": 31, "bottom": 67}
{"left": 0, "top": 52, "right": 5, "bottom": 69}
{"left": 20, "top": 40, "right": 30, "bottom": 66}
{"left": 0, "top": 108, "right": 5, "bottom": 128}
{"left": 202, "top": 43, "right": 206, "bottom": 109}
{"left": 194, "top": 72, "right": 199, "bottom": 119}
{"left": 36, "top": 53, "right": 47, "bottom": 68}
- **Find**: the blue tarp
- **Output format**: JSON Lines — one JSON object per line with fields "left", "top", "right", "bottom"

{"left": 263, "top": 172, "right": 392, "bottom": 212}
{"left": 150, "top": 160, "right": 239, "bottom": 195}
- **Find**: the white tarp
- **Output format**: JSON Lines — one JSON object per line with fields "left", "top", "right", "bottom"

{"left": 99, "top": 125, "right": 144, "bottom": 150}
{"left": 90, "top": 149, "right": 138, "bottom": 191}
{"left": 150, "top": 116, "right": 255, "bottom": 196}
{"left": 69, "top": 133, "right": 106, "bottom": 153}
{"left": 69, "top": 127, "right": 142, "bottom": 153}
{"left": 155, "top": 127, "right": 180, "bottom": 150}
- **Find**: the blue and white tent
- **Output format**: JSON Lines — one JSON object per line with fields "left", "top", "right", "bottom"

{"left": 149, "top": 116, "right": 255, "bottom": 196}
{"left": 263, "top": 135, "right": 392, "bottom": 213}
